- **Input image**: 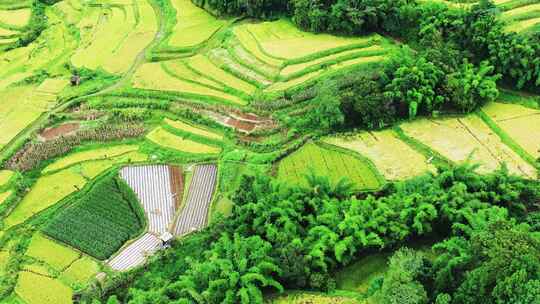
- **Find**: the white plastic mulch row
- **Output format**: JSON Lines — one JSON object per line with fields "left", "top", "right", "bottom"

{"left": 120, "top": 165, "right": 175, "bottom": 234}
{"left": 174, "top": 164, "right": 218, "bottom": 236}
{"left": 108, "top": 233, "right": 161, "bottom": 271}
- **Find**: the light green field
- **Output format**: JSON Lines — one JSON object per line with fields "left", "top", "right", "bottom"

{"left": 22, "top": 264, "right": 52, "bottom": 277}
{"left": 482, "top": 102, "right": 540, "bottom": 158}
{"left": 43, "top": 145, "right": 140, "bottom": 173}
{"left": 0, "top": 170, "right": 13, "bottom": 187}
{"left": 71, "top": 1, "right": 157, "bottom": 74}
{"left": 278, "top": 142, "right": 383, "bottom": 190}
{"left": 132, "top": 62, "right": 246, "bottom": 104}
{"left": 26, "top": 233, "right": 80, "bottom": 271}
{"left": 324, "top": 130, "right": 435, "bottom": 180}
{"left": 59, "top": 256, "right": 99, "bottom": 285}
{"left": 168, "top": 0, "right": 226, "bottom": 47}
{"left": 185, "top": 54, "right": 258, "bottom": 94}
{"left": 16, "top": 271, "right": 72, "bottom": 304}
{"left": 335, "top": 253, "right": 390, "bottom": 293}
{"left": 0, "top": 8, "right": 31, "bottom": 27}
{"left": 242, "top": 19, "right": 376, "bottom": 60}
{"left": 164, "top": 118, "right": 223, "bottom": 140}
{"left": 147, "top": 127, "right": 221, "bottom": 154}
{"left": 400, "top": 115, "right": 537, "bottom": 177}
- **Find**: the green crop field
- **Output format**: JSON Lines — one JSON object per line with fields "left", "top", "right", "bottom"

{"left": 44, "top": 174, "right": 145, "bottom": 260}
{"left": 278, "top": 142, "right": 384, "bottom": 190}
{"left": 0, "top": 0, "right": 539, "bottom": 303}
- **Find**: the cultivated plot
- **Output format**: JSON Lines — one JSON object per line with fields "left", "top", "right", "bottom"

{"left": 324, "top": 130, "right": 436, "bottom": 180}
{"left": 0, "top": 169, "right": 13, "bottom": 187}
{"left": 164, "top": 118, "right": 223, "bottom": 140}
{"left": 482, "top": 102, "right": 540, "bottom": 158}
{"left": 146, "top": 126, "right": 222, "bottom": 154}
{"left": 167, "top": 0, "right": 226, "bottom": 48}
{"left": 16, "top": 271, "right": 72, "bottom": 304}
{"left": 278, "top": 142, "right": 383, "bottom": 191}
{"left": 174, "top": 164, "right": 217, "bottom": 236}
{"left": 120, "top": 165, "right": 176, "bottom": 234}
{"left": 107, "top": 232, "right": 161, "bottom": 271}
{"left": 400, "top": 115, "right": 537, "bottom": 177}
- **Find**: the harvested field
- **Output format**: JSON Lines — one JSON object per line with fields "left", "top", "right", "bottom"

{"left": 278, "top": 142, "right": 383, "bottom": 191}
{"left": 39, "top": 123, "right": 80, "bottom": 140}
{"left": 15, "top": 272, "right": 72, "bottom": 304}
{"left": 174, "top": 164, "right": 217, "bottom": 236}
{"left": 168, "top": 0, "right": 226, "bottom": 48}
{"left": 165, "top": 118, "right": 223, "bottom": 140}
{"left": 482, "top": 102, "right": 540, "bottom": 158}
{"left": 400, "top": 115, "right": 537, "bottom": 177}
{"left": 120, "top": 165, "right": 176, "bottom": 234}
{"left": 324, "top": 130, "right": 436, "bottom": 180}
{"left": 146, "top": 127, "right": 222, "bottom": 154}
{"left": 107, "top": 232, "right": 161, "bottom": 271}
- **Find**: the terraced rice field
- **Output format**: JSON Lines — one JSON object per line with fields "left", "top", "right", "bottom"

{"left": 481, "top": 102, "right": 540, "bottom": 158}
{"left": 25, "top": 234, "right": 80, "bottom": 271}
{"left": 164, "top": 118, "right": 223, "bottom": 140}
{"left": 0, "top": 8, "right": 30, "bottom": 28}
{"left": 0, "top": 190, "right": 12, "bottom": 204}
{"left": 278, "top": 142, "right": 384, "bottom": 190}
{"left": 174, "top": 164, "right": 217, "bottom": 236}
{"left": 15, "top": 271, "right": 72, "bottom": 304}
{"left": 324, "top": 130, "right": 436, "bottom": 180}
{"left": 70, "top": 0, "right": 158, "bottom": 74}
{"left": 167, "top": 0, "right": 226, "bottom": 48}
{"left": 0, "top": 169, "right": 13, "bottom": 186}
{"left": 146, "top": 126, "right": 222, "bottom": 154}
{"left": 400, "top": 115, "right": 537, "bottom": 177}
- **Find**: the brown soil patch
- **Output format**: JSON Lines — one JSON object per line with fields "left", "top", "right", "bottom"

{"left": 40, "top": 123, "right": 80, "bottom": 140}
{"left": 169, "top": 166, "right": 184, "bottom": 209}
{"left": 225, "top": 117, "right": 256, "bottom": 133}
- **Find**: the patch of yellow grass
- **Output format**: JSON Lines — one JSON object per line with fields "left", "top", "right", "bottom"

{"left": 164, "top": 118, "right": 223, "bottom": 140}
{"left": 0, "top": 9, "right": 31, "bottom": 27}
{"left": 16, "top": 271, "right": 73, "bottom": 304}
{"left": 168, "top": 0, "right": 226, "bottom": 47}
{"left": 132, "top": 62, "right": 246, "bottom": 104}
{"left": 26, "top": 233, "right": 80, "bottom": 271}
{"left": 0, "top": 190, "right": 12, "bottom": 205}
{"left": 43, "top": 145, "right": 139, "bottom": 173}
{"left": 400, "top": 115, "right": 536, "bottom": 177}
{"left": 503, "top": 4, "right": 540, "bottom": 18}
{"left": 185, "top": 54, "right": 257, "bottom": 94}
{"left": 270, "top": 293, "right": 358, "bottom": 304}
{"left": 0, "top": 170, "right": 13, "bottom": 187}
{"left": 508, "top": 17, "right": 540, "bottom": 32}
{"left": 324, "top": 130, "right": 435, "bottom": 180}
{"left": 245, "top": 19, "right": 376, "bottom": 60}
{"left": 36, "top": 78, "right": 69, "bottom": 94}
{"left": 147, "top": 127, "right": 221, "bottom": 154}
{"left": 482, "top": 102, "right": 540, "bottom": 158}
{"left": 60, "top": 256, "right": 99, "bottom": 285}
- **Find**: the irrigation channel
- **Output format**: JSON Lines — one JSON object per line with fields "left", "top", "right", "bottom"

{"left": 109, "top": 164, "right": 217, "bottom": 271}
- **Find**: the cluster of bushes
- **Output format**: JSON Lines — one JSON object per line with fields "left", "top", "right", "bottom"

{"left": 43, "top": 173, "right": 145, "bottom": 260}
{"left": 84, "top": 163, "right": 540, "bottom": 303}
{"left": 5, "top": 123, "right": 145, "bottom": 171}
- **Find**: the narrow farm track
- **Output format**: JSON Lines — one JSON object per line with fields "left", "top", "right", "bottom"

{"left": 107, "top": 233, "right": 161, "bottom": 271}
{"left": 174, "top": 164, "right": 217, "bottom": 236}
